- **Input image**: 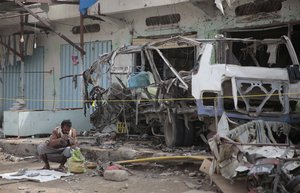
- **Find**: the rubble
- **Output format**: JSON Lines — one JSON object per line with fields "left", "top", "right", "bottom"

{"left": 2, "top": 152, "right": 36, "bottom": 162}
{"left": 208, "top": 113, "right": 300, "bottom": 193}
{"left": 103, "top": 170, "right": 129, "bottom": 182}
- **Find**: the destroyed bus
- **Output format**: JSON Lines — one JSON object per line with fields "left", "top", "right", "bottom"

{"left": 83, "top": 35, "right": 300, "bottom": 147}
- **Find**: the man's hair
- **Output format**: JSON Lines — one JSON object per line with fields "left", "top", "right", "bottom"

{"left": 61, "top": 119, "right": 72, "bottom": 128}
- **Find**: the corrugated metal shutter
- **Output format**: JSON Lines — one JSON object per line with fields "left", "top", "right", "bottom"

{"left": 2, "top": 47, "right": 44, "bottom": 110}
{"left": 60, "top": 40, "right": 112, "bottom": 108}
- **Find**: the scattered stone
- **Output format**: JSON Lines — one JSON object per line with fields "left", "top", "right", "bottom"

{"left": 188, "top": 172, "right": 197, "bottom": 177}
{"left": 119, "top": 147, "right": 138, "bottom": 159}
{"left": 18, "top": 186, "right": 29, "bottom": 190}
{"left": 184, "top": 181, "right": 198, "bottom": 189}
{"left": 86, "top": 161, "right": 97, "bottom": 169}
{"left": 160, "top": 178, "right": 171, "bottom": 182}
{"left": 103, "top": 170, "right": 129, "bottom": 182}
{"left": 144, "top": 173, "right": 159, "bottom": 179}
{"left": 124, "top": 183, "right": 129, "bottom": 189}
{"left": 160, "top": 172, "right": 174, "bottom": 176}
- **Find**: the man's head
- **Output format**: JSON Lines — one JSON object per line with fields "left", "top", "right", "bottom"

{"left": 61, "top": 120, "right": 72, "bottom": 134}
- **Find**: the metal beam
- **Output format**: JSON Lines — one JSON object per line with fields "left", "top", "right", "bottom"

{"left": 80, "top": 14, "right": 84, "bottom": 59}
{"left": 23, "top": 22, "right": 51, "bottom": 32}
{"left": 83, "top": 15, "right": 105, "bottom": 22}
{"left": 15, "top": 0, "right": 86, "bottom": 55}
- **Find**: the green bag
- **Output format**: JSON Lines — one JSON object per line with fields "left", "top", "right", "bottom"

{"left": 68, "top": 148, "right": 86, "bottom": 174}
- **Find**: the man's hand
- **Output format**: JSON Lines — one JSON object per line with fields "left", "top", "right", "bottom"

{"left": 68, "top": 136, "right": 76, "bottom": 145}
{"left": 59, "top": 137, "right": 68, "bottom": 147}
{"left": 62, "top": 134, "right": 69, "bottom": 140}
{"left": 61, "top": 134, "right": 76, "bottom": 146}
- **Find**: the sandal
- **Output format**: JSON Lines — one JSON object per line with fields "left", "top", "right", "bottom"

{"left": 55, "top": 165, "right": 67, "bottom": 172}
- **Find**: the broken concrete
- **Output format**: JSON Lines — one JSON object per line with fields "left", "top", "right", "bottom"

{"left": 103, "top": 170, "right": 129, "bottom": 182}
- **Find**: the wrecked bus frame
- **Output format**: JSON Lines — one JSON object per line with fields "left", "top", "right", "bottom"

{"left": 83, "top": 35, "right": 300, "bottom": 147}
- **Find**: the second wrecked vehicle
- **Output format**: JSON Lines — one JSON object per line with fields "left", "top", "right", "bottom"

{"left": 83, "top": 35, "right": 300, "bottom": 147}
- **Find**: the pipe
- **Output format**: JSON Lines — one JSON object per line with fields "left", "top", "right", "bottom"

{"left": 115, "top": 155, "right": 213, "bottom": 164}
{"left": 20, "top": 14, "right": 25, "bottom": 99}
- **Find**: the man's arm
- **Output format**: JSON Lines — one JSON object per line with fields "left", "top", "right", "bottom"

{"left": 69, "top": 128, "right": 78, "bottom": 146}
{"left": 47, "top": 130, "right": 62, "bottom": 148}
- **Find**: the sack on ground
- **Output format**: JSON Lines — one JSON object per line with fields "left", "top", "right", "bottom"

{"left": 68, "top": 148, "right": 86, "bottom": 174}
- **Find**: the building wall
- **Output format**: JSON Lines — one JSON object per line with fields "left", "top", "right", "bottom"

{"left": 1, "top": 0, "right": 300, "bottom": 113}
{"left": 37, "top": 17, "right": 131, "bottom": 109}
{"left": 111, "top": 0, "right": 300, "bottom": 38}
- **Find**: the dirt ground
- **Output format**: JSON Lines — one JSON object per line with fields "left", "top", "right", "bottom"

{"left": 0, "top": 152, "right": 220, "bottom": 193}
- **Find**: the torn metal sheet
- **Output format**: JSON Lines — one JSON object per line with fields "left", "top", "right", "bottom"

{"left": 215, "top": 0, "right": 224, "bottom": 14}
{"left": 214, "top": 0, "right": 235, "bottom": 15}
{"left": 267, "top": 43, "right": 278, "bottom": 65}
{"left": 208, "top": 115, "right": 295, "bottom": 178}
{"left": 209, "top": 114, "right": 300, "bottom": 193}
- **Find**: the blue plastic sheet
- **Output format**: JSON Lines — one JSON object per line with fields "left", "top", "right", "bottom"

{"left": 128, "top": 71, "right": 150, "bottom": 89}
{"left": 79, "top": 0, "right": 98, "bottom": 15}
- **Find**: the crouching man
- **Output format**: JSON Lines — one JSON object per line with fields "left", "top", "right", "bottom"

{"left": 37, "top": 120, "right": 77, "bottom": 171}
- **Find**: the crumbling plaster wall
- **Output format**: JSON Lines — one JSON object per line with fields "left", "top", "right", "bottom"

{"left": 115, "top": 0, "right": 300, "bottom": 38}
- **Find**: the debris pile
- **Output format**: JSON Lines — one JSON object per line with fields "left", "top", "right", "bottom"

{"left": 1, "top": 152, "right": 35, "bottom": 162}
{"left": 80, "top": 35, "right": 300, "bottom": 151}
{"left": 208, "top": 114, "right": 300, "bottom": 193}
